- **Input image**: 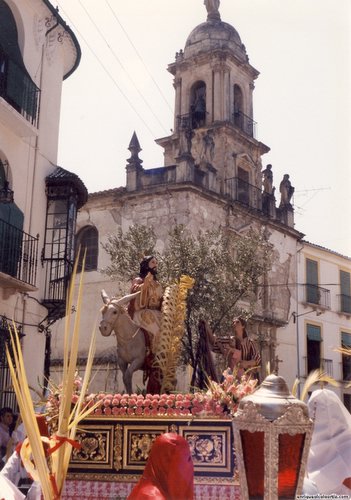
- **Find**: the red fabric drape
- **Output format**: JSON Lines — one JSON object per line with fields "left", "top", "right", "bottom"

{"left": 128, "top": 433, "right": 194, "bottom": 500}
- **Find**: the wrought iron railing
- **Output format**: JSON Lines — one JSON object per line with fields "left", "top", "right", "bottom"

{"left": 338, "top": 294, "right": 351, "bottom": 314}
{"left": 304, "top": 284, "right": 330, "bottom": 309}
{"left": 0, "top": 316, "right": 23, "bottom": 411}
{"left": 42, "top": 259, "right": 73, "bottom": 321}
{"left": 341, "top": 357, "right": 351, "bottom": 382}
{"left": 176, "top": 110, "right": 258, "bottom": 138}
{"left": 0, "top": 218, "right": 38, "bottom": 287}
{"left": 224, "top": 177, "right": 262, "bottom": 211}
{"left": 232, "top": 110, "right": 257, "bottom": 138}
{"left": 0, "top": 48, "right": 40, "bottom": 127}
{"left": 303, "top": 357, "right": 333, "bottom": 377}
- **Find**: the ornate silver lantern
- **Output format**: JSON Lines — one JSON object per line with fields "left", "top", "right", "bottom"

{"left": 232, "top": 374, "right": 313, "bottom": 499}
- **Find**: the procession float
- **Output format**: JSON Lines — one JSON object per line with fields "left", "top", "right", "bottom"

{"left": 6, "top": 253, "right": 319, "bottom": 500}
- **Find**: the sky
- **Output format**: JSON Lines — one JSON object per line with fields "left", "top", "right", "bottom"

{"left": 56, "top": 0, "right": 351, "bottom": 257}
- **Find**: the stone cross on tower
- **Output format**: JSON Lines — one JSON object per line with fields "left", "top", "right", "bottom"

{"left": 204, "top": 0, "right": 221, "bottom": 21}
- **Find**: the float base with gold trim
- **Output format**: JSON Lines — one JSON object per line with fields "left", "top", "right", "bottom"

{"left": 63, "top": 415, "right": 239, "bottom": 499}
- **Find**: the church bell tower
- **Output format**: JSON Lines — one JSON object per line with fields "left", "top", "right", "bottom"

{"left": 155, "top": 0, "right": 270, "bottom": 208}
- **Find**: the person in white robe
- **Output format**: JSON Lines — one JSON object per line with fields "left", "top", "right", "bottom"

{"left": 306, "top": 389, "right": 351, "bottom": 495}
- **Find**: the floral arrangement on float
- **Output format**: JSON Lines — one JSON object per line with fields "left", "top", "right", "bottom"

{"left": 44, "top": 368, "right": 258, "bottom": 421}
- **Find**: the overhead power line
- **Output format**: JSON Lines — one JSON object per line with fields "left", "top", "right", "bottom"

{"left": 78, "top": 0, "right": 169, "bottom": 134}
{"left": 105, "top": 0, "right": 173, "bottom": 113}
{"left": 57, "top": 2, "right": 158, "bottom": 138}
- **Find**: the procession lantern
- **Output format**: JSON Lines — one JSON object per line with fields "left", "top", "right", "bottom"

{"left": 232, "top": 374, "right": 313, "bottom": 499}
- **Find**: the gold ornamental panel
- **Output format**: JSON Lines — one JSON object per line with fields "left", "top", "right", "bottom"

{"left": 68, "top": 416, "right": 235, "bottom": 484}
{"left": 123, "top": 424, "right": 169, "bottom": 470}
{"left": 70, "top": 424, "right": 114, "bottom": 470}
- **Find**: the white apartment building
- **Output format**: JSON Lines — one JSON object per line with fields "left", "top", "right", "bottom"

{"left": 0, "top": 0, "right": 86, "bottom": 407}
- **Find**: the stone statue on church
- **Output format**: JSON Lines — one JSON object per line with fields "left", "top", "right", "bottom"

{"left": 262, "top": 164, "right": 273, "bottom": 194}
{"left": 204, "top": 0, "right": 221, "bottom": 21}
{"left": 279, "top": 174, "right": 294, "bottom": 207}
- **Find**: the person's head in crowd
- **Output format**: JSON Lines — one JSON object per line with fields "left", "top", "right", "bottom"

{"left": 0, "top": 407, "right": 14, "bottom": 431}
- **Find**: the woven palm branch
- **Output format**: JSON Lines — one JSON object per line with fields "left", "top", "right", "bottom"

{"left": 6, "top": 252, "right": 100, "bottom": 499}
{"left": 291, "top": 378, "right": 300, "bottom": 398}
{"left": 154, "top": 275, "right": 194, "bottom": 393}
{"left": 300, "top": 369, "right": 339, "bottom": 402}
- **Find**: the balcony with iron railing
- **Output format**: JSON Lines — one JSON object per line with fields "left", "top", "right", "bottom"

{"left": 0, "top": 218, "right": 38, "bottom": 289}
{"left": 303, "top": 357, "right": 333, "bottom": 378}
{"left": 175, "top": 110, "right": 257, "bottom": 139}
{"left": 338, "top": 294, "right": 351, "bottom": 315}
{"left": 0, "top": 48, "right": 40, "bottom": 131}
{"left": 231, "top": 111, "right": 257, "bottom": 138}
{"left": 224, "top": 177, "right": 262, "bottom": 211}
{"left": 341, "top": 357, "right": 351, "bottom": 382}
{"left": 303, "top": 284, "right": 331, "bottom": 310}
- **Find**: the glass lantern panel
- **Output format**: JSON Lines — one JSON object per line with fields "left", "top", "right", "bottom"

{"left": 240, "top": 430, "right": 264, "bottom": 498}
{"left": 278, "top": 432, "right": 305, "bottom": 498}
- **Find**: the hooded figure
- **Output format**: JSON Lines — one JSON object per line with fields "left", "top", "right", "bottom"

{"left": 128, "top": 433, "right": 194, "bottom": 500}
{"left": 307, "top": 389, "right": 351, "bottom": 495}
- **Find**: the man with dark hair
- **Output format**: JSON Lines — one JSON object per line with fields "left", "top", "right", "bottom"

{"left": 128, "top": 255, "right": 164, "bottom": 393}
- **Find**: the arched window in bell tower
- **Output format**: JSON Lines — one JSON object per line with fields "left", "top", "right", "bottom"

{"left": 190, "top": 81, "right": 206, "bottom": 129}
{"left": 233, "top": 84, "right": 244, "bottom": 130}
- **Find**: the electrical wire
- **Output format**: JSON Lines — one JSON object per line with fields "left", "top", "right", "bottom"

{"left": 105, "top": 0, "right": 173, "bottom": 113}
{"left": 56, "top": 2, "right": 158, "bottom": 138}
{"left": 77, "top": 0, "right": 170, "bottom": 134}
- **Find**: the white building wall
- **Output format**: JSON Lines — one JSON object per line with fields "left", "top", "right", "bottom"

{"left": 0, "top": 0, "right": 80, "bottom": 394}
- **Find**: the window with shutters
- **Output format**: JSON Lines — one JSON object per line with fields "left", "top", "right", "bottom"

{"left": 306, "top": 323, "right": 321, "bottom": 374}
{"left": 305, "top": 258, "right": 319, "bottom": 304}
{"left": 339, "top": 270, "right": 351, "bottom": 314}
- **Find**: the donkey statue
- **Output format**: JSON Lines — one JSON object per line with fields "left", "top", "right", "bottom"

{"left": 99, "top": 289, "right": 146, "bottom": 394}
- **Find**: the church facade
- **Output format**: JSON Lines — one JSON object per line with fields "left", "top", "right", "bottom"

{"left": 51, "top": 2, "right": 306, "bottom": 393}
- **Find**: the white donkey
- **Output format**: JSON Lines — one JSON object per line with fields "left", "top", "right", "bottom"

{"left": 99, "top": 289, "right": 146, "bottom": 394}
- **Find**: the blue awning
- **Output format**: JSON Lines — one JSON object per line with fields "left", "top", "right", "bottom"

{"left": 307, "top": 324, "right": 321, "bottom": 341}
{"left": 341, "top": 332, "right": 351, "bottom": 347}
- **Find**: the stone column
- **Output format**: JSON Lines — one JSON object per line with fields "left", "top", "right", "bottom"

{"left": 173, "top": 76, "right": 182, "bottom": 132}
{"left": 212, "top": 65, "right": 222, "bottom": 122}
{"left": 224, "top": 69, "right": 230, "bottom": 121}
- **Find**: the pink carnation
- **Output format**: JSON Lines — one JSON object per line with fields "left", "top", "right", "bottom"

{"left": 94, "top": 408, "right": 102, "bottom": 415}
{"left": 104, "top": 407, "right": 112, "bottom": 415}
